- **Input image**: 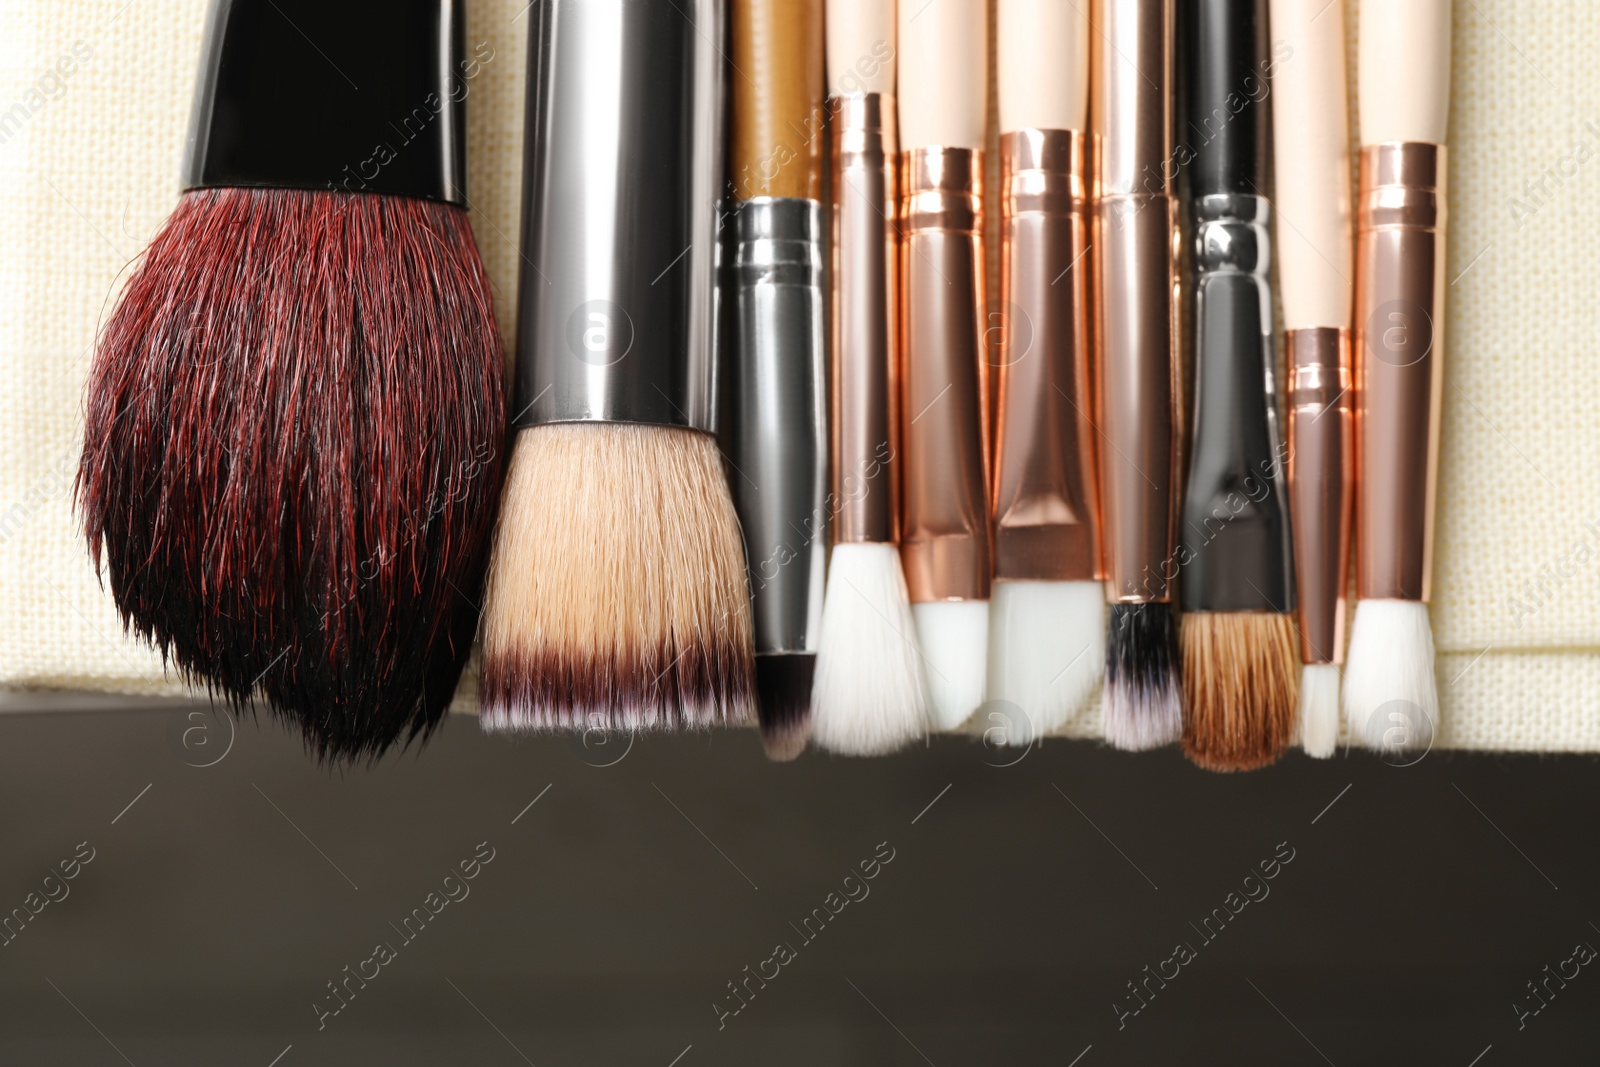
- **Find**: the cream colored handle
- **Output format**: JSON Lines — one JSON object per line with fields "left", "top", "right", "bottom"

{"left": 898, "top": 0, "right": 987, "bottom": 149}
{"left": 828, "top": 0, "right": 896, "bottom": 96}
{"left": 997, "top": 0, "right": 1088, "bottom": 133}
{"left": 1358, "top": 0, "right": 1451, "bottom": 145}
{"left": 1270, "top": 0, "right": 1352, "bottom": 329}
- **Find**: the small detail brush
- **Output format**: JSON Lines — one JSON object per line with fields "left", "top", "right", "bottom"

{"left": 723, "top": 0, "right": 829, "bottom": 760}
{"left": 989, "top": 0, "right": 1104, "bottom": 747}
{"left": 480, "top": 0, "right": 756, "bottom": 733}
{"left": 1346, "top": 0, "right": 1451, "bottom": 751}
{"left": 1271, "top": 0, "right": 1355, "bottom": 758}
{"left": 898, "top": 0, "right": 993, "bottom": 731}
{"left": 812, "top": 0, "right": 933, "bottom": 756}
{"left": 1093, "top": 0, "right": 1183, "bottom": 749}
{"left": 78, "top": 0, "right": 505, "bottom": 762}
{"left": 1177, "top": 0, "right": 1298, "bottom": 771}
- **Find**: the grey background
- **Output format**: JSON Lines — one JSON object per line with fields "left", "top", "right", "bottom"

{"left": 1, "top": 706, "right": 1596, "bottom": 1064}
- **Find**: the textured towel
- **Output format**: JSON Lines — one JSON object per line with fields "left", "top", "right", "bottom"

{"left": 2, "top": 0, "right": 1597, "bottom": 750}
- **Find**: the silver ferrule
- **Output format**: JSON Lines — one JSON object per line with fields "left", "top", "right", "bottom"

{"left": 721, "top": 197, "right": 828, "bottom": 655}
{"left": 512, "top": 0, "right": 725, "bottom": 431}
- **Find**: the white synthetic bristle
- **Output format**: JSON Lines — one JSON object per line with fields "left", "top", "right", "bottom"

{"left": 985, "top": 580, "right": 1105, "bottom": 746}
{"left": 912, "top": 600, "right": 989, "bottom": 730}
{"left": 1343, "top": 599, "right": 1438, "bottom": 751}
{"left": 810, "top": 544, "right": 931, "bottom": 755}
{"left": 1299, "top": 662, "right": 1342, "bottom": 758}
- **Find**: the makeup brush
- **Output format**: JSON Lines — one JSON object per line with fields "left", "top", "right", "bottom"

{"left": 987, "top": 0, "right": 1104, "bottom": 747}
{"left": 722, "top": 0, "right": 828, "bottom": 760}
{"left": 811, "top": 0, "right": 933, "bottom": 756}
{"left": 897, "top": 0, "right": 992, "bottom": 731}
{"left": 1177, "top": 0, "right": 1298, "bottom": 771}
{"left": 1093, "top": 0, "right": 1183, "bottom": 750}
{"left": 1271, "top": 0, "right": 1354, "bottom": 759}
{"left": 479, "top": 0, "right": 756, "bottom": 733}
{"left": 77, "top": 0, "right": 504, "bottom": 762}
{"left": 1345, "top": 0, "right": 1450, "bottom": 751}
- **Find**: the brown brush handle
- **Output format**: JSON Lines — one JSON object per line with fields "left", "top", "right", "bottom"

{"left": 730, "top": 0, "right": 824, "bottom": 201}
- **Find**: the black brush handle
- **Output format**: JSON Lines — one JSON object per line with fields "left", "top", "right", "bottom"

{"left": 1187, "top": 0, "right": 1270, "bottom": 196}
{"left": 183, "top": 0, "right": 470, "bottom": 203}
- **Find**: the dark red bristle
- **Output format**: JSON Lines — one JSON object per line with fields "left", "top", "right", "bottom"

{"left": 77, "top": 187, "right": 505, "bottom": 763}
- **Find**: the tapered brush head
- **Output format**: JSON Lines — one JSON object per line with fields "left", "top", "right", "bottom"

{"left": 1103, "top": 602, "right": 1182, "bottom": 750}
{"left": 755, "top": 653, "right": 814, "bottom": 761}
{"left": 479, "top": 423, "right": 757, "bottom": 732}
{"left": 811, "top": 543, "right": 930, "bottom": 756}
{"left": 912, "top": 600, "right": 989, "bottom": 730}
{"left": 1299, "top": 662, "right": 1341, "bottom": 758}
{"left": 78, "top": 187, "right": 505, "bottom": 763}
{"left": 1180, "top": 611, "right": 1298, "bottom": 772}
{"left": 987, "top": 580, "right": 1106, "bottom": 746}
{"left": 1344, "top": 598, "right": 1438, "bottom": 752}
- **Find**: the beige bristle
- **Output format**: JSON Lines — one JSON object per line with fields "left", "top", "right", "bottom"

{"left": 1180, "top": 612, "right": 1298, "bottom": 772}
{"left": 479, "top": 423, "right": 757, "bottom": 732}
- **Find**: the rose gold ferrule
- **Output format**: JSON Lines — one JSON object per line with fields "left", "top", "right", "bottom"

{"left": 898, "top": 146, "right": 991, "bottom": 603}
{"left": 992, "top": 129, "right": 1102, "bottom": 582}
{"left": 1288, "top": 327, "right": 1352, "bottom": 664}
{"left": 1092, "top": 0, "right": 1172, "bottom": 199}
{"left": 1355, "top": 142, "right": 1446, "bottom": 603}
{"left": 830, "top": 93, "right": 900, "bottom": 546}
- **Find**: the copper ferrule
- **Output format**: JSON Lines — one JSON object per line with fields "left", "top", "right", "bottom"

{"left": 1092, "top": 0, "right": 1173, "bottom": 199}
{"left": 1355, "top": 142, "right": 1446, "bottom": 602}
{"left": 898, "top": 146, "right": 992, "bottom": 603}
{"left": 830, "top": 92, "right": 899, "bottom": 546}
{"left": 1288, "top": 327, "right": 1352, "bottom": 664}
{"left": 992, "top": 129, "right": 1102, "bottom": 582}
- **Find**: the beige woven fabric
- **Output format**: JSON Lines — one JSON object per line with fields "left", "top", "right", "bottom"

{"left": 2, "top": 0, "right": 1596, "bottom": 749}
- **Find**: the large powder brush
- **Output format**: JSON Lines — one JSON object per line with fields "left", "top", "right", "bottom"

{"left": 78, "top": 0, "right": 505, "bottom": 762}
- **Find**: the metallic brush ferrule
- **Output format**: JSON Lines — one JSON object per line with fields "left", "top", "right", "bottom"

{"left": 830, "top": 92, "right": 899, "bottom": 546}
{"left": 1288, "top": 326, "right": 1352, "bottom": 664}
{"left": 512, "top": 0, "right": 725, "bottom": 432}
{"left": 1179, "top": 192, "right": 1294, "bottom": 613}
{"left": 722, "top": 197, "right": 828, "bottom": 656}
{"left": 1355, "top": 141, "right": 1446, "bottom": 602}
{"left": 898, "top": 146, "right": 991, "bottom": 603}
{"left": 993, "top": 128, "right": 1102, "bottom": 582}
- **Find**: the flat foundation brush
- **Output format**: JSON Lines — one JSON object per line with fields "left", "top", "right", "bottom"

{"left": 722, "top": 0, "right": 828, "bottom": 760}
{"left": 988, "top": 0, "right": 1104, "bottom": 747}
{"left": 1093, "top": 0, "right": 1184, "bottom": 750}
{"left": 1177, "top": 0, "right": 1298, "bottom": 771}
{"left": 898, "top": 0, "right": 993, "bottom": 731}
{"left": 480, "top": 0, "right": 756, "bottom": 733}
{"left": 812, "top": 0, "right": 933, "bottom": 756}
{"left": 1345, "top": 0, "right": 1451, "bottom": 752}
{"left": 1271, "top": 0, "right": 1355, "bottom": 758}
{"left": 78, "top": 0, "right": 505, "bottom": 762}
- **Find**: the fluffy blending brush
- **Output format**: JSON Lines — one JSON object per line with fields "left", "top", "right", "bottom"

{"left": 1345, "top": 0, "right": 1451, "bottom": 751}
{"left": 1271, "top": 0, "right": 1355, "bottom": 758}
{"left": 988, "top": 0, "right": 1104, "bottom": 747}
{"left": 811, "top": 0, "right": 933, "bottom": 756}
{"left": 77, "top": 0, "right": 504, "bottom": 762}
{"left": 721, "top": 0, "right": 829, "bottom": 761}
{"left": 479, "top": 0, "right": 755, "bottom": 733}
{"left": 1092, "top": 0, "right": 1184, "bottom": 750}
{"left": 898, "top": 0, "right": 993, "bottom": 731}
{"left": 1176, "top": 0, "right": 1299, "bottom": 771}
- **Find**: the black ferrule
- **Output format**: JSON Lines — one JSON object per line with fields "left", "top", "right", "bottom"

{"left": 1185, "top": 0, "right": 1270, "bottom": 196}
{"left": 182, "top": 0, "right": 470, "bottom": 204}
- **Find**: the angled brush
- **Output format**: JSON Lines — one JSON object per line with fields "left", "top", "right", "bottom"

{"left": 78, "top": 0, "right": 505, "bottom": 762}
{"left": 988, "top": 0, "right": 1104, "bottom": 747}
{"left": 812, "top": 0, "right": 934, "bottom": 756}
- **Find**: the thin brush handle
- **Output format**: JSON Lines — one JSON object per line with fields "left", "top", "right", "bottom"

{"left": 1093, "top": 0, "right": 1178, "bottom": 604}
{"left": 514, "top": 0, "right": 724, "bottom": 431}
{"left": 731, "top": 0, "right": 824, "bottom": 200}
{"left": 1355, "top": 0, "right": 1449, "bottom": 601}
{"left": 1272, "top": 0, "right": 1353, "bottom": 662}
